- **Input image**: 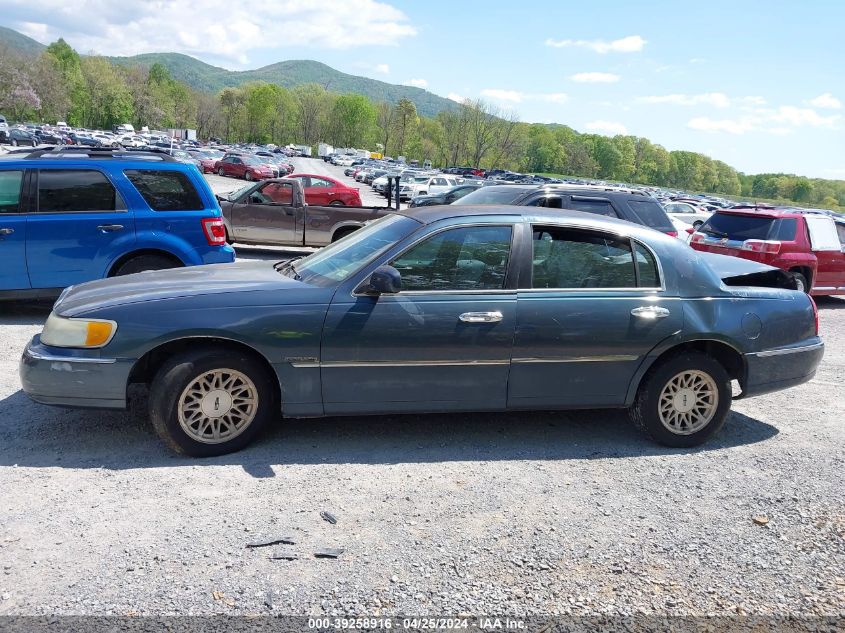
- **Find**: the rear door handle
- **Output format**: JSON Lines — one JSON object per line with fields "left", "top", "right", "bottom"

{"left": 0, "top": 228, "right": 13, "bottom": 236}
{"left": 459, "top": 311, "right": 503, "bottom": 323}
{"left": 631, "top": 306, "right": 670, "bottom": 319}
{"left": 96, "top": 224, "right": 124, "bottom": 233}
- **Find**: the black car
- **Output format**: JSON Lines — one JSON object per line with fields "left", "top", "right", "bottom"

{"left": 454, "top": 184, "right": 677, "bottom": 235}
{"left": 35, "top": 130, "right": 69, "bottom": 145}
{"left": 68, "top": 133, "right": 102, "bottom": 147}
{"left": 408, "top": 182, "right": 485, "bottom": 207}
{"left": 1, "top": 128, "right": 38, "bottom": 147}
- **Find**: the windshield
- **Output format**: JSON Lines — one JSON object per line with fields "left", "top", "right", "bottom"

{"left": 291, "top": 214, "right": 420, "bottom": 286}
{"left": 699, "top": 213, "right": 797, "bottom": 240}
{"left": 224, "top": 183, "right": 255, "bottom": 201}
{"left": 453, "top": 187, "right": 527, "bottom": 205}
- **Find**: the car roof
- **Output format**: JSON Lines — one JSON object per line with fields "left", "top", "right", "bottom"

{"left": 473, "top": 183, "right": 654, "bottom": 197}
{"left": 717, "top": 206, "right": 813, "bottom": 219}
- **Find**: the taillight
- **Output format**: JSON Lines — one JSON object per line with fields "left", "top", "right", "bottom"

{"left": 685, "top": 227, "right": 695, "bottom": 234}
{"left": 201, "top": 217, "right": 226, "bottom": 246}
{"left": 742, "top": 239, "right": 781, "bottom": 254}
{"left": 666, "top": 231, "right": 678, "bottom": 237}
{"left": 690, "top": 232, "right": 705, "bottom": 244}
{"left": 810, "top": 295, "right": 819, "bottom": 335}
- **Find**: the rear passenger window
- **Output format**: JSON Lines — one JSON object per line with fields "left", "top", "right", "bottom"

{"left": 37, "top": 170, "right": 121, "bottom": 213}
{"left": 568, "top": 198, "right": 617, "bottom": 217}
{"left": 531, "top": 227, "right": 643, "bottom": 289}
{"left": 0, "top": 171, "right": 23, "bottom": 213}
{"left": 125, "top": 170, "right": 204, "bottom": 211}
{"left": 634, "top": 243, "right": 660, "bottom": 287}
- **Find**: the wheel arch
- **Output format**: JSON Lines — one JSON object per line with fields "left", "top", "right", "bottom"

{"left": 626, "top": 338, "right": 746, "bottom": 405}
{"left": 127, "top": 336, "right": 282, "bottom": 410}
{"left": 107, "top": 249, "right": 185, "bottom": 277}
{"left": 330, "top": 223, "right": 363, "bottom": 242}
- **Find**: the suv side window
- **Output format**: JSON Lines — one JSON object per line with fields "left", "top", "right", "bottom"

{"left": 567, "top": 197, "right": 618, "bottom": 217}
{"left": 391, "top": 225, "right": 512, "bottom": 291}
{"left": 37, "top": 169, "right": 124, "bottom": 213}
{"left": 124, "top": 170, "right": 204, "bottom": 212}
{"left": 525, "top": 195, "right": 563, "bottom": 209}
{"left": 531, "top": 226, "right": 646, "bottom": 289}
{"left": 0, "top": 170, "right": 23, "bottom": 213}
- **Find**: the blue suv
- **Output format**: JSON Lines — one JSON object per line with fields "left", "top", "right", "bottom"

{"left": 0, "top": 147, "right": 235, "bottom": 298}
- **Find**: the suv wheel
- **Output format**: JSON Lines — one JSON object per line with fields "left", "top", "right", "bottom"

{"left": 149, "top": 349, "right": 275, "bottom": 456}
{"left": 113, "top": 254, "right": 180, "bottom": 276}
{"left": 792, "top": 272, "right": 809, "bottom": 293}
{"left": 629, "top": 351, "right": 731, "bottom": 448}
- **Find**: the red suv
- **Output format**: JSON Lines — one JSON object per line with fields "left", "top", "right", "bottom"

{"left": 690, "top": 206, "right": 845, "bottom": 295}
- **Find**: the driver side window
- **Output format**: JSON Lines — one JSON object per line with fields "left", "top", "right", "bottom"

{"left": 390, "top": 226, "right": 512, "bottom": 291}
{"left": 257, "top": 182, "right": 293, "bottom": 204}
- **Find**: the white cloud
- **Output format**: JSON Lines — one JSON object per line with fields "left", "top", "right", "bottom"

{"left": 570, "top": 72, "right": 620, "bottom": 83}
{"left": 403, "top": 78, "right": 428, "bottom": 88}
{"left": 739, "top": 96, "right": 767, "bottom": 106}
{"left": 687, "top": 106, "right": 841, "bottom": 135}
{"left": 374, "top": 64, "right": 390, "bottom": 74}
{"left": 538, "top": 93, "right": 569, "bottom": 104}
{"left": 584, "top": 120, "right": 628, "bottom": 135}
{"left": 480, "top": 88, "right": 525, "bottom": 103}
{"left": 447, "top": 93, "right": 466, "bottom": 103}
{"left": 638, "top": 93, "right": 731, "bottom": 108}
{"left": 545, "top": 35, "right": 646, "bottom": 53}
{"left": 6, "top": 0, "right": 417, "bottom": 67}
{"left": 808, "top": 93, "right": 842, "bottom": 109}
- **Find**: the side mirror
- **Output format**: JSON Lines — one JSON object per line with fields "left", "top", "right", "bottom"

{"left": 368, "top": 265, "right": 401, "bottom": 294}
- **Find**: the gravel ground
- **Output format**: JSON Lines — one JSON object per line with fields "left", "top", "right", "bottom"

{"left": 0, "top": 190, "right": 842, "bottom": 616}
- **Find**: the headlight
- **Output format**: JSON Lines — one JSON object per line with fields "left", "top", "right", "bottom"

{"left": 40, "top": 314, "right": 117, "bottom": 348}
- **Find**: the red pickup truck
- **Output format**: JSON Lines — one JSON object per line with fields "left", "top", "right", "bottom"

{"left": 690, "top": 206, "right": 845, "bottom": 295}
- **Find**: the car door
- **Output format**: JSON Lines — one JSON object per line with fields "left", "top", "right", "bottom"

{"left": 227, "top": 157, "right": 243, "bottom": 178}
{"left": 508, "top": 224, "right": 682, "bottom": 408}
{"left": 805, "top": 215, "right": 843, "bottom": 290}
{"left": 320, "top": 223, "right": 518, "bottom": 414}
{"left": 230, "top": 181, "right": 299, "bottom": 244}
{"left": 25, "top": 168, "right": 136, "bottom": 289}
{"left": 0, "top": 168, "right": 29, "bottom": 290}
{"left": 304, "top": 177, "right": 333, "bottom": 206}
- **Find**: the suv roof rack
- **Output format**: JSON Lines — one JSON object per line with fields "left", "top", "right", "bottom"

{"left": 20, "top": 146, "right": 179, "bottom": 162}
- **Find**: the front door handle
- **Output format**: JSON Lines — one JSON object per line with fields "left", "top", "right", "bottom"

{"left": 631, "top": 306, "right": 670, "bottom": 319}
{"left": 0, "top": 228, "right": 13, "bottom": 236}
{"left": 96, "top": 224, "right": 124, "bottom": 233}
{"left": 459, "top": 311, "right": 503, "bottom": 323}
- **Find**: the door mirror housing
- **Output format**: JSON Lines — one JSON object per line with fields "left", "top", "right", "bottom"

{"left": 367, "top": 265, "right": 401, "bottom": 294}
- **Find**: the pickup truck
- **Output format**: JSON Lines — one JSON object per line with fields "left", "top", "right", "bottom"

{"left": 217, "top": 177, "right": 395, "bottom": 247}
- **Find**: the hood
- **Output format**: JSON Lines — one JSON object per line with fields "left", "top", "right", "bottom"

{"left": 699, "top": 251, "right": 798, "bottom": 290}
{"left": 55, "top": 261, "right": 316, "bottom": 316}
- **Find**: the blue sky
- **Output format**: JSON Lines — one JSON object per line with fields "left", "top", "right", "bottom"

{"left": 5, "top": 0, "right": 844, "bottom": 178}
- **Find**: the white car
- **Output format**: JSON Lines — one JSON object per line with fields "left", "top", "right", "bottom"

{"left": 664, "top": 201, "right": 711, "bottom": 229}
{"left": 669, "top": 215, "right": 695, "bottom": 242}
{"left": 401, "top": 175, "right": 459, "bottom": 200}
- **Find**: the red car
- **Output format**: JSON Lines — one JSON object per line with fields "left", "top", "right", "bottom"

{"left": 288, "top": 173, "right": 362, "bottom": 206}
{"left": 215, "top": 155, "right": 275, "bottom": 181}
{"left": 690, "top": 206, "right": 845, "bottom": 295}
{"left": 196, "top": 151, "right": 224, "bottom": 173}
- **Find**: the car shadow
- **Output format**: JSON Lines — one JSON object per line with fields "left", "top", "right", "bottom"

{"left": 816, "top": 295, "right": 845, "bottom": 309}
{"left": 0, "top": 389, "right": 778, "bottom": 476}
{"left": 0, "top": 300, "right": 53, "bottom": 325}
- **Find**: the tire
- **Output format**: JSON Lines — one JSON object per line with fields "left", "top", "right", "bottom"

{"left": 332, "top": 227, "right": 358, "bottom": 242}
{"left": 149, "top": 348, "right": 276, "bottom": 456}
{"left": 629, "top": 351, "right": 731, "bottom": 448}
{"left": 11, "top": 139, "right": 17, "bottom": 147}
{"left": 791, "top": 272, "right": 809, "bottom": 293}
{"left": 245, "top": 171, "right": 253, "bottom": 181}
{"left": 218, "top": 167, "right": 225, "bottom": 176}
{"left": 329, "top": 200, "right": 344, "bottom": 206}
{"left": 31, "top": 140, "right": 37, "bottom": 147}
{"left": 113, "top": 254, "right": 180, "bottom": 276}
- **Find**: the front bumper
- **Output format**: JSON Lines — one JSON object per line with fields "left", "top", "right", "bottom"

{"left": 741, "top": 338, "right": 824, "bottom": 398}
{"left": 19, "top": 336, "right": 136, "bottom": 410}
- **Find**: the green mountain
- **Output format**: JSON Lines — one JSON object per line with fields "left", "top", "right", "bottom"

{"left": 0, "top": 25, "right": 46, "bottom": 56}
{"left": 0, "top": 25, "right": 457, "bottom": 118}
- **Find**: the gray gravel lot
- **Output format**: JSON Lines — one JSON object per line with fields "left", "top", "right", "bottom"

{"left": 0, "top": 165, "right": 842, "bottom": 617}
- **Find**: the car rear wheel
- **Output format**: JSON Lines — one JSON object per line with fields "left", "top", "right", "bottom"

{"left": 629, "top": 351, "right": 731, "bottom": 448}
{"left": 10, "top": 139, "right": 18, "bottom": 147}
{"left": 149, "top": 349, "right": 276, "bottom": 456}
{"left": 792, "top": 272, "right": 809, "bottom": 293}
{"left": 113, "top": 254, "right": 181, "bottom": 276}
{"left": 218, "top": 167, "right": 225, "bottom": 176}
{"left": 31, "top": 140, "right": 37, "bottom": 147}
{"left": 245, "top": 171, "right": 253, "bottom": 181}
{"left": 329, "top": 200, "right": 344, "bottom": 206}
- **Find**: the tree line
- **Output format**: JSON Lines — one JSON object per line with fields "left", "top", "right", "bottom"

{"left": 1, "top": 38, "right": 843, "bottom": 210}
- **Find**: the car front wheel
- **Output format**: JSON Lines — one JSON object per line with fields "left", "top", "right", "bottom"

{"left": 149, "top": 349, "right": 276, "bottom": 456}
{"left": 245, "top": 171, "right": 253, "bottom": 181}
{"left": 218, "top": 167, "right": 225, "bottom": 176}
{"left": 629, "top": 351, "right": 731, "bottom": 448}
